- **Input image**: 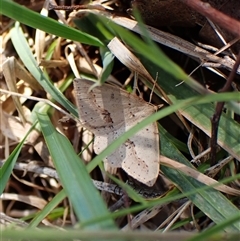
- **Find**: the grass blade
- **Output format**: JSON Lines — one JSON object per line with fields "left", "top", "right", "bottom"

{"left": 37, "top": 113, "right": 117, "bottom": 230}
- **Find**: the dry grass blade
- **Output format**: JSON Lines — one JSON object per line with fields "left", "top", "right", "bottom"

{"left": 111, "top": 16, "right": 240, "bottom": 75}
{"left": 161, "top": 156, "right": 240, "bottom": 196}
{"left": 0, "top": 193, "right": 47, "bottom": 209}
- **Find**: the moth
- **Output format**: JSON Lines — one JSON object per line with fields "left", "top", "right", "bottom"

{"left": 74, "top": 79, "right": 159, "bottom": 186}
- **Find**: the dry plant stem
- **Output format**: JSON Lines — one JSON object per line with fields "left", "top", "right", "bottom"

{"left": 0, "top": 89, "right": 77, "bottom": 122}
{"left": 49, "top": 3, "right": 105, "bottom": 11}
{"left": 179, "top": 0, "right": 240, "bottom": 38}
{"left": 122, "top": 203, "right": 165, "bottom": 230}
{"left": 206, "top": 156, "right": 234, "bottom": 178}
{"left": 0, "top": 212, "right": 29, "bottom": 227}
{"left": 0, "top": 160, "right": 165, "bottom": 198}
{"left": 210, "top": 52, "right": 240, "bottom": 165}
{"left": 190, "top": 147, "right": 211, "bottom": 165}
{"left": 162, "top": 201, "right": 192, "bottom": 232}
{"left": 109, "top": 195, "right": 127, "bottom": 212}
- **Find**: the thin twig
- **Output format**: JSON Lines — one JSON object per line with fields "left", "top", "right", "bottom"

{"left": 49, "top": 3, "right": 105, "bottom": 11}
{"left": 179, "top": 0, "right": 240, "bottom": 38}
{"left": 210, "top": 52, "right": 240, "bottom": 165}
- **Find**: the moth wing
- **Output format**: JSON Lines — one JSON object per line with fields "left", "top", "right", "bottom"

{"left": 74, "top": 79, "right": 155, "bottom": 131}
{"left": 94, "top": 133, "right": 123, "bottom": 168}
{"left": 121, "top": 121, "right": 159, "bottom": 186}
{"left": 74, "top": 79, "right": 126, "bottom": 134}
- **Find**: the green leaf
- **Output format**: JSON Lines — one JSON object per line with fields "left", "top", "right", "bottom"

{"left": 1, "top": 0, "right": 103, "bottom": 47}
{"left": 73, "top": 14, "right": 114, "bottom": 43}
{"left": 10, "top": 22, "right": 78, "bottom": 117}
{"left": 0, "top": 123, "right": 37, "bottom": 194}
{"left": 37, "top": 113, "right": 117, "bottom": 231}
{"left": 28, "top": 190, "right": 66, "bottom": 228}
{"left": 99, "top": 47, "right": 115, "bottom": 83}
{"left": 186, "top": 213, "right": 240, "bottom": 241}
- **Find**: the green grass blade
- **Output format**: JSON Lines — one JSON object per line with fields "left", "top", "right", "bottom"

{"left": 99, "top": 46, "right": 115, "bottom": 83}
{"left": 1, "top": 0, "right": 103, "bottom": 47}
{"left": 0, "top": 123, "right": 37, "bottom": 194}
{"left": 37, "top": 113, "right": 117, "bottom": 230}
{"left": 10, "top": 22, "right": 78, "bottom": 117}
{"left": 74, "top": 14, "right": 114, "bottom": 42}
{"left": 186, "top": 213, "right": 240, "bottom": 241}
{"left": 28, "top": 190, "right": 66, "bottom": 228}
